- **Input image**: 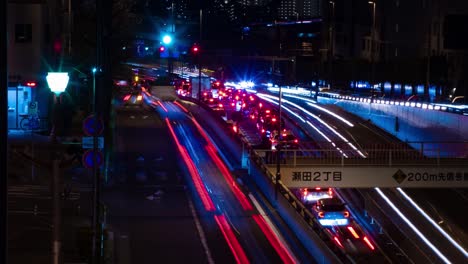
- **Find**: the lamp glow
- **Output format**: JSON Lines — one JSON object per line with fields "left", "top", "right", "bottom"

{"left": 162, "top": 35, "right": 172, "bottom": 45}
{"left": 46, "top": 72, "right": 69, "bottom": 95}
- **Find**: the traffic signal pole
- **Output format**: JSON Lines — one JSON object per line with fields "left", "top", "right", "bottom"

{"left": 92, "top": 0, "right": 103, "bottom": 262}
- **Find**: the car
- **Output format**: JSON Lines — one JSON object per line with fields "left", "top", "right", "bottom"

{"left": 297, "top": 187, "right": 333, "bottom": 204}
{"left": 313, "top": 197, "right": 350, "bottom": 226}
{"left": 270, "top": 131, "right": 299, "bottom": 150}
{"left": 205, "top": 97, "right": 225, "bottom": 111}
{"left": 123, "top": 91, "right": 143, "bottom": 105}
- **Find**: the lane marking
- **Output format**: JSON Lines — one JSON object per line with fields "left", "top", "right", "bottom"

{"left": 187, "top": 193, "right": 215, "bottom": 264}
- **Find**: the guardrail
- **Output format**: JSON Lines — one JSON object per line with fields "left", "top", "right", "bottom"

{"left": 253, "top": 148, "right": 468, "bottom": 167}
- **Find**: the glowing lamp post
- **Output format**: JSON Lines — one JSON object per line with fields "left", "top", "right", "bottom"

{"left": 46, "top": 72, "right": 69, "bottom": 95}
{"left": 46, "top": 71, "right": 70, "bottom": 264}
{"left": 162, "top": 34, "right": 174, "bottom": 74}
{"left": 46, "top": 72, "right": 69, "bottom": 140}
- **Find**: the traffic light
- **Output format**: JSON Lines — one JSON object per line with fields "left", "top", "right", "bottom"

{"left": 191, "top": 44, "right": 200, "bottom": 55}
{"left": 159, "top": 46, "right": 166, "bottom": 52}
{"left": 162, "top": 34, "right": 172, "bottom": 45}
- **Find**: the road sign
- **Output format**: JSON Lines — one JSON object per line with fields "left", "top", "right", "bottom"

{"left": 82, "top": 136, "right": 104, "bottom": 149}
{"left": 28, "top": 101, "right": 38, "bottom": 115}
{"left": 83, "top": 115, "right": 104, "bottom": 136}
{"left": 82, "top": 150, "right": 104, "bottom": 169}
{"left": 269, "top": 166, "right": 468, "bottom": 188}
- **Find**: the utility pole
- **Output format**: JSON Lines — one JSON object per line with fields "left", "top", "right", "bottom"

{"left": 198, "top": 9, "right": 202, "bottom": 101}
{"left": 369, "top": 1, "right": 376, "bottom": 101}
{"left": 275, "top": 86, "right": 282, "bottom": 201}
{"left": 424, "top": 1, "right": 433, "bottom": 99}
{"left": 329, "top": 1, "right": 335, "bottom": 90}
{"left": 92, "top": 0, "right": 103, "bottom": 262}
{"left": 1, "top": 1, "right": 8, "bottom": 263}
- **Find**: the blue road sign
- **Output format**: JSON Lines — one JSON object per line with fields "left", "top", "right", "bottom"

{"left": 82, "top": 150, "right": 104, "bottom": 169}
{"left": 83, "top": 115, "right": 104, "bottom": 136}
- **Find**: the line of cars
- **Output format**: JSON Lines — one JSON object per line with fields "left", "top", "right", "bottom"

{"left": 180, "top": 80, "right": 377, "bottom": 255}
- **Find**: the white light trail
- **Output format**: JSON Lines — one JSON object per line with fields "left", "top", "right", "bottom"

{"left": 375, "top": 188, "right": 452, "bottom": 264}
{"left": 258, "top": 93, "right": 366, "bottom": 158}
{"left": 281, "top": 93, "right": 354, "bottom": 127}
{"left": 397, "top": 188, "right": 468, "bottom": 258}
{"left": 260, "top": 96, "right": 306, "bottom": 123}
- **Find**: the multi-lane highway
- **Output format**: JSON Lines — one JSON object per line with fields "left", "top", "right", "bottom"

{"left": 116, "top": 69, "right": 466, "bottom": 263}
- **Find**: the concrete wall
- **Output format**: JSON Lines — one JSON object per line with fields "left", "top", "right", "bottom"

{"left": 318, "top": 97, "right": 468, "bottom": 157}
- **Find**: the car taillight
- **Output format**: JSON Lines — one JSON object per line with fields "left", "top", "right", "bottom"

{"left": 294, "top": 139, "right": 298, "bottom": 143}
{"left": 347, "top": 226, "right": 360, "bottom": 239}
{"left": 318, "top": 212, "right": 324, "bottom": 218}
{"left": 218, "top": 104, "right": 223, "bottom": 108}
{"left": 334, "top": 237, "right": 344, "bottom": 248}
{"left": 233, "top": 125, "right": 237, "bottom": 133}
{"left": 344, "top": 211, "right": 349, "bottom": 218}
{"left": 363, "top": 236, "right": 375, "bottom": 250}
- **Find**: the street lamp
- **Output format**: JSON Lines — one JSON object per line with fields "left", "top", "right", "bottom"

{"left": 45, "top": 71, "right": 69, "bottom": 264}
{"left": 47, "top": 72, "right": 70, "bottom": 95}
{"left": 47, "top": 72, "right": 70, "bottom": 140}
{"left": 162, "top": 34, "right": 173, "bottom": 74}
{"left": 369, "top": 1, "right": 376, "bottom": 101}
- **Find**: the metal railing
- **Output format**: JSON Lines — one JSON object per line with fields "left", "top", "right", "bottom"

{"left": 254, "top": 147, "right": 468, "bottom": 167}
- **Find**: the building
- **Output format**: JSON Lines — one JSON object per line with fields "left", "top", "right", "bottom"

{"left": 278, "top": 0, "right": 321, "bottom": 20}
{"left": 326, "top": 0, "right": 468, "bottom": 100}
{"left": 7, "top": 0, "right": 61, "bottom": 129}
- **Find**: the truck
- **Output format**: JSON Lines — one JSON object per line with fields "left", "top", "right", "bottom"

{"left": 150, "top": 86, "right": 177, "bottom": 101}
{"left": 190, "top": 76, "right": 211, "bottom": 100}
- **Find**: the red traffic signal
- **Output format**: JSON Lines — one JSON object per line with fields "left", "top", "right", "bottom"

{"left": 191, "top": 45, "right": 199, "bottom": 53}
{"left": 159, "top": 46, "right": 166, "bottom": 52}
